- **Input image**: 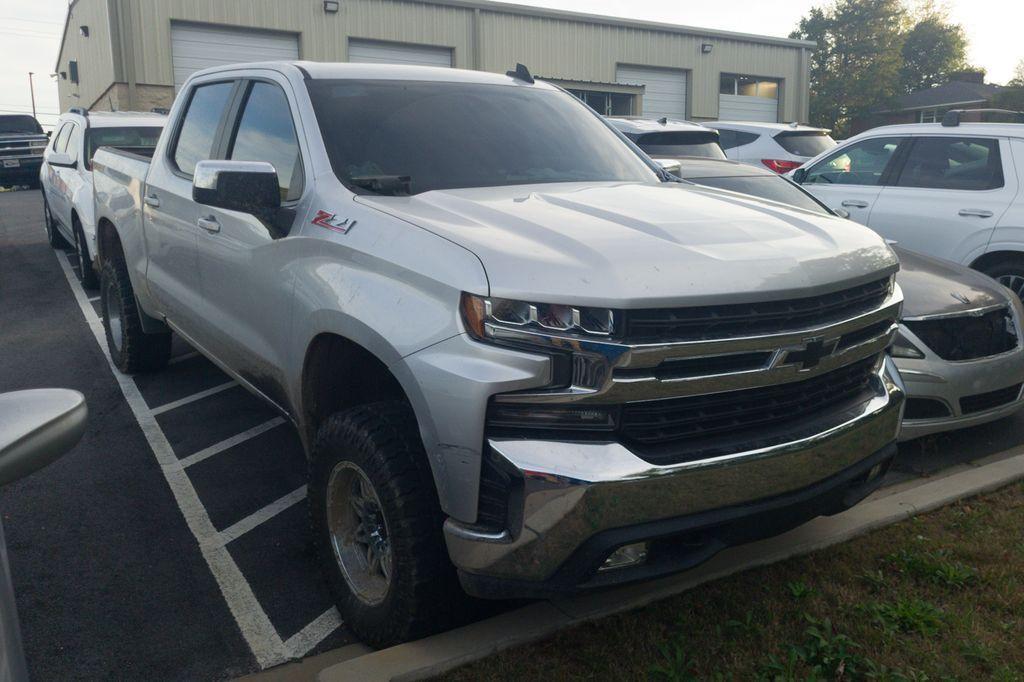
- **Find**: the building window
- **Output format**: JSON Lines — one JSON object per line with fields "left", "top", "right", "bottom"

{"left": 69, "top": 60, "right": 79, "bottom": 84}
{"left": 567, "top": 89, "right": 634, "bottom": 116}
{"left": 720, "top": 74, "right": 778, "bottom": 98}
{"left": 919, "top": 109, "right": 938, "bottom": 123}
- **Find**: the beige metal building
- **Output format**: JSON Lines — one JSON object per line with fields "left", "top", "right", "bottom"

{"left": 55, "top": 0, "right": 813, "bottom": 123}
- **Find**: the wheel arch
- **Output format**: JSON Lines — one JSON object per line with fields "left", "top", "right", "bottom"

{"left": 969, "top": 249, "right": 1024, "bottom": 273}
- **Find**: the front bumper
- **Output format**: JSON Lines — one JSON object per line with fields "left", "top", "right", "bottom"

{"left": 896, "top": 345, "right": 1024, "bottom": 441}
{"left": 0, "top": 157, "right": 42, "bottom": 183}
{"left": 444, "top": 358, "right": 903, "bottom": 598}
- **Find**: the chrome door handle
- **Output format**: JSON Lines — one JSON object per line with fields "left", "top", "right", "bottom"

{"left": 841, "top": 200, "right": 869, "bottom": 208}
{"left": 958, "top": 208, "right": 994, "bottom": 218}
{"left": 143, "top": 193, "right": 160, "bottom": 208}
{"left": 197, "top": 216, "right": 220, "bottom": 233}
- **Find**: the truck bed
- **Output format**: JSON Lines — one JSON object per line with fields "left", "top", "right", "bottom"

{"left": 91, "top": 146, "right": 152, "bottom": 286}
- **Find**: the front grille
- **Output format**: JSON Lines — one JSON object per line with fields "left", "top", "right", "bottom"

{"left": 620, "top": 355, "right": 880, "bottom": 464}
{"left": 622, "top": 277, "right": 891, "bottom": 343}
{"left": 904, "top": 308, "right": 1017, "bottom": 361}
{"left": 960, "top": 384, "right": 1022, "bottom": 415}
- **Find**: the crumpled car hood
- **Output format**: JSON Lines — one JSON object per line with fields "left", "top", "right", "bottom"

{"left": 359, "top": 181, "right": 898, "bottom": 308}
{"left": 894, "top": 246, "right": 1011, "bottom": 319}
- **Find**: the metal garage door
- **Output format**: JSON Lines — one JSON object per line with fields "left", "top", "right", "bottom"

{"left": 616, "top": 65, "right": 687, "bottom": 119}
{"left": 170, "top": 23, "right": 299, "bottom": 90}
{"left": 718, "top": 94, "right": 778, "bottom": 122}
{"left": 348, "top": 40, "right": 453, "bottom": 67}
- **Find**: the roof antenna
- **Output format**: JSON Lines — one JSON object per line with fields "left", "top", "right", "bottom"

{"left": 506, "top": 63, "right": 535, "bottom": 84}
{"left": 658, "top": 117, "right": 668, "bottom": 125}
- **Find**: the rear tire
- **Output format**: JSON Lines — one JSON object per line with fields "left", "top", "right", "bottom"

{"left": 978, "top": 258, "right": 1024, "bottom": 301}
{"left": 73, "top": 218, "right": 99, "bottom": 290}
{"left": 100, "top": 256, "right": 171, "bottom": 374}
{"left": 309, "top": 402, "right": 466, "bottom": 648}
{"left": 42, "top": 197, "right": 68, "bottom": 249}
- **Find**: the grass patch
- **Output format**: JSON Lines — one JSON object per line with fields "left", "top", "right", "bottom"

{"left": 444, "top": 482, "right": 1024, "bottom": 681}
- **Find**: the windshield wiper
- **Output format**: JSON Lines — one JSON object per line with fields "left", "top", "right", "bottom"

{"left": 350, "top": 175, "right": 411, "bottom": 196}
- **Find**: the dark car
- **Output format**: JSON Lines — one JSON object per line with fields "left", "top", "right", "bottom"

{"left": 0, "top": 115, "right": 48, "bottom": 189}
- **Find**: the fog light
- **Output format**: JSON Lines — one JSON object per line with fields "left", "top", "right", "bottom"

{"left": 599, "top": 542, "right": 648, "bottom": 571}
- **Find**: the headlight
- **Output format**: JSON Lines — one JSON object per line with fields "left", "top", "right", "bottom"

{"left": 889, "top": 328, "right": 925, "bottom": 359}
{"left": 460, "top": 293, "right": 615, "bottom": 340}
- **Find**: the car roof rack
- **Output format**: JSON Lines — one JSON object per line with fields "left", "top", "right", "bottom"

{"left": 505, "top": 63, "right": 535, "bottom": 84}
{"left": 68, "top": 106, "right": 88, "bottom": 117}
{"left": 941, "top": 108, "right": 1024, "bottom": 127}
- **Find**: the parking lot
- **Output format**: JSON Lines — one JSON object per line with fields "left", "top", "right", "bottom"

{"left": 2, "top": 186, "right": 1024, "bottom": 680}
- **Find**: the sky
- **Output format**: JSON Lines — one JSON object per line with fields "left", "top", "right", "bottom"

{"left": 1, "top": 0, "right": 1020, "bottom": 131}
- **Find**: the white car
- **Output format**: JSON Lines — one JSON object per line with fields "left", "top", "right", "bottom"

{"left": 791, "top": 112, "right": 1024, "bottom": 296}
{"left": 706, "top": 121, "right": 836, "bottom": 173}
{"left": 40, "top": 109, "right": 164, "bottom": 288}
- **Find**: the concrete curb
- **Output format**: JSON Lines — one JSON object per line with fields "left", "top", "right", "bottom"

{"left": 317, "top": 450, "right": 1024, "bottom": 682}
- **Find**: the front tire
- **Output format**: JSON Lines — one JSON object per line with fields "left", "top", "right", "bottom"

{"left": 73, "top": 218, "right": 99, "bottom": 289}
{"left": 309, "top": 402, "right": 464, "bottom": 648}
{"left": 100, "top": 257, "right": 171, "bottom": 374}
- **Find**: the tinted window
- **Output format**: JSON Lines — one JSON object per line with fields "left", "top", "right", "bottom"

{"left": 52, "top": 123, "right": 72, "bottom": 152}
{"left": 0, "top": 115, "right": 43, "bottom": 134}
{"left": 895, "top": 137, "right": 1003, "bottom": 191}
{"left": 717, "top": 129, "right": 759, "bottom": 150}
{"left": 228, "top": 82, "right": 303, "bottom": 201}
{"left": 307, "top": 80, "right": 656, "bottom": 195}
{"left": 803, "top": 137, "right": 903, "bottom": 186}
{"left": 172, "top": 81, "right": 234, "bottom": 175}
{"left": 634, "top": 131, "right": 727, "bottom": 160}
{"left": 775, "top": 131, "right": 837, "bottom": 157}
{"left": 690, "top": 174, "right": 830, "bottom": 214}
{"left": 85, "top": 127, "right": 163, "bottom": 167}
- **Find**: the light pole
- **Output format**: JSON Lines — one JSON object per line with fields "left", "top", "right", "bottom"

{"left": 28, "top": 72, "right": 37, "bottom": 119}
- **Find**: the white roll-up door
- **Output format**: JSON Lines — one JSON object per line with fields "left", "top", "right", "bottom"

{"left": 348, "top": 40, "right": 453, "bottom": 68}
{"left": 718, "top": 94, "right": 778, "bottom": 122}
{"left": 171, "top": 23, "right": 299, "bottom": 91}
{"left": 615, "top": 65, "right": 687, "bottom": 119}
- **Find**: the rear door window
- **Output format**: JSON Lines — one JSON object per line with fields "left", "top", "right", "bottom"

{"left": 894, "top": 137, "right": 1003, "bottom": 190}
{"left": 171, "top": 81, "right": 235, "bottom": 176}
{"left": 803, "top": 137, "right": 904, "bottom": 186}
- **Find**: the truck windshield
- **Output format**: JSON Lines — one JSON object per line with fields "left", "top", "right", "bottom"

{"left": 0, "top": 115, "right": 43, "bottom": 135}
{"left": 85, "top": 127, "right": 163, "bottom": 168}
{"left": 306, "top": 79, "right": 657, "bottom": 194}
{"left": 632, "top": 131, "right": 727, "bottom": 160}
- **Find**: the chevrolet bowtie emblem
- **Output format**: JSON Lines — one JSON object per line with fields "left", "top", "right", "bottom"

{"left": 784, "top": 337, "right": 838, "bottom": 371}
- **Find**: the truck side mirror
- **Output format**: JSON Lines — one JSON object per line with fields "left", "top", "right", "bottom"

{"left": 192, "top": 160, "right": 281, "bottom": 220}
{"left": 47, "top": 152, "right": 76, "bottom": 168}
{"left": 0, "top": 389, "right": 87, "bottom": 487}
{"left": 791, "top": 167, "right": 808, "bottom": 184}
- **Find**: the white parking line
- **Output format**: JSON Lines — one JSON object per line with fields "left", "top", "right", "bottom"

{"left": 168, "top": 350, "right": 200, "bottom": 365}
{"left": 217, "top": 486, "right": 307, "bottom": 547}
{"left": 151, "top": 380, "right": 237, "bottom": 416}
{"left": 284, "top": 607, "right": 345, "bottom": 659}
{"left": 177, "top": 417, "right": 286, "bottom": 470}
{"left": 88, "top": 295, "right": 100, "bottom": 302}
{"left": 56, "top": 251, "right": 291, "bottom": 668}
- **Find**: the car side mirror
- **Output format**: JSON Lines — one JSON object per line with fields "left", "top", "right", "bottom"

{"left": 0, "top": 389, "right": 87, "bottom": 487}
{"left": 48, "top": 152, "right": 76, "bottom": 168}
{"left": 833, "top": 208, "right": 851, "bottom": 219}
{"left": 192, "top": 160, "right": 281, "bottom": 221}
{"left": 791, "top": 167, "right": 807, "bottom": 184}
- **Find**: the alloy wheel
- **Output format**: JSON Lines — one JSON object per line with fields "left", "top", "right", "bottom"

{"left": 103, "top": 276, "right": 124, "bottom": 354}
{"left": 997, "top": 274, "right": 1024, "bottom": 301}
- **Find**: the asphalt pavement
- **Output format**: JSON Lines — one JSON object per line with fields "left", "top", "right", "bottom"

{"left": 1, "top": 186, "right": 1022, "bottom": 679}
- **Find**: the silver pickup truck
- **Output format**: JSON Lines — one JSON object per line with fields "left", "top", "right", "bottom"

{"left": 92, "top": 61, "right": 905, "bottom": 647}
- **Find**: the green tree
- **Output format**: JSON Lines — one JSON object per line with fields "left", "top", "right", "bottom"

{"left": 790, "top": 0, "right": 908, "bottom": 137}
{"left": 898, "top": 14, "right": 968, "bottom": 93}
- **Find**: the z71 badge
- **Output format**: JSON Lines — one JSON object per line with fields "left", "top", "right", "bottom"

{"left": 311, "top": 210, "right": 356, "bottom": 234}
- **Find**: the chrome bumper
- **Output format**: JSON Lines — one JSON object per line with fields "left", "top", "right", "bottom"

{"left": 444, "top": 357, "right": 904, "bottom": 584}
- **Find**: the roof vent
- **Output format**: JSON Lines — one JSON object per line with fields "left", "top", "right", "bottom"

{"left": 505, "top": 63, "right": 535, "bottom": 84}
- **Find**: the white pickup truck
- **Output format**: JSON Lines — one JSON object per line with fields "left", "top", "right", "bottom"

{"left": 92, "top": 61, "right": 905, "bottom": 647}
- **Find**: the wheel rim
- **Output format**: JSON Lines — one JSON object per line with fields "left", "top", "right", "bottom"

{"left": 997, "top": 274, "right": 1024, "bottom": 301}
{"left": 104, "top": 276, "right": 124, "bottom": 353}
{"left": 326, "top": 461, "right": 393, "bottom": 606}
{"left": 75, "top": 228, "right": 87, "bottom": 274}
{"left": 43, "top": 202, "right": 52, "bottom": 238}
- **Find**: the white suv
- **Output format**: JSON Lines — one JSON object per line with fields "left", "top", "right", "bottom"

{"left": 707, "top": 121, "right": 836, "bottom": 173}
{"left": 40, "top": 108, "right": 164, "bottom": 288}
{"left": 792, "top": 113, "right": 1024, "bottom": 296}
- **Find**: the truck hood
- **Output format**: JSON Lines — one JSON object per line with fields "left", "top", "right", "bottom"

{"left": 358, "top": 182, "right": 897, "bottom": 307}
{"left": 894, "top": 246, "right": 1010, "bottom": 319}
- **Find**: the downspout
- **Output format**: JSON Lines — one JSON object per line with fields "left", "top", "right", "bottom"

{"left": 471, "top": 8, "right": 481, "bottom": 71}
